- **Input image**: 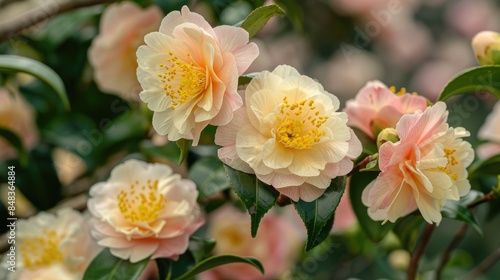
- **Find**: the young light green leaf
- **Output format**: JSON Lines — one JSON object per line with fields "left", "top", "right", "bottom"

{"left": 189, "top": 157, "right": 231, "bottom": 200}
{"left": 438, "top": 66, "right": 500, "bottom": 101}
{"left": 83, "top": 249, "right": 149, "bottom": 280}
{"left": 0, "top": 127, "right": 28, "bottom": 166}
{"left": 241, "top": 4, "right": 285, "bottom": 38}
{"left": 294, "top": 176, "right": 346, "bottom": 251}
{"left": 238, "top": 72, "right": 260, "bottom": 85}
{"left": 349, "top": 172, "right": 394, "bottom": 242}
{"left": 224, "top": 165, "right": 279, "bottom": 237}
{"left": 176, "top": 255, "right": 264, "bottom": 280}
{"left": 176, "top": 139, "right": 192, "bottom": 165}
{"left": 0, "top": 55, "right": 69, "bottom": 110}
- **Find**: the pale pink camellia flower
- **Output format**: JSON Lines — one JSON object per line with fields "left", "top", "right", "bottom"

{"left": 477, "top": 101, "right": 500, "bottom": 159}
{"left": 87, "top": 159, "right": 204, "bottom": 263}
{"left": 0, "top": 88, "right": 38, "bottom": 162}
{"left": 362, "top": 102, "right": 474, "bottom": 224}
{"left": 0, "top": 208, "right": 99, "bottom": 280}
{"left": 344, "top": 81, "right": 428, "bottom": 139}
{"left": 215, "top": 65, "right": 362, "bottom": 202}
{"left": 137, "top": 6, "right": 259, "bottom": 145}
{"left": 199, "top": 206, "right": 303, "bottom": 280}
{"left": 88, "top": 2, "right": 163, "bottom": 100}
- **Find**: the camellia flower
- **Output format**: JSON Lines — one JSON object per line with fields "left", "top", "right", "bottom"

{"left": 137, "top": 6, "right": 259, "bottom": 145}
{"left": 362, "top": 102, "right": 474, "bottom": 224}
{"left": 344, "top": 81, "right": 428, "bottom": 138}
{"left": 87, "top": 159, "right": 204, "bottom": 262}
{"left": 89, "top": 2, "right": 163, "bottom": 100}
{"left": 199, "top": 206, "right": 303, "bottom": 280}
{"left": 477, "top": 101, "right": 500, "bottom": 159}
{"left": 0, "top": 208, "right": 99, "bottom": 280}
{"left": 215, "top": 65, "right": 362, "bottom": 202}
{"left": 0, "top": 88, "right": 38, "bottom": 161}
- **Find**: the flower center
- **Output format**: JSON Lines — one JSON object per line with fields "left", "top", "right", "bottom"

{"left": 19, "top": 230, "right": 63, "bottom": 269}
{"left": 276, "top": 96, "right": 328, "bottom": 149}
{"left": 158, "top": 52, "right": 206, "bottom": 110}
{"left": 438, "top": 148, "right": 459, "bottom": 180}
{"left": 117, "top": 179, "right": 166, "bottom": 223}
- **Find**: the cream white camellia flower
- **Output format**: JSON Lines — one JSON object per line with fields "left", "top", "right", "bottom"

{"left": 0, "top": 208, "right": 99, "bottom": 280}
{"left": 215, "top": 65, "right": 362, "bottom": 202}
{"left": 137, "top": 6, "right": 259, "bottom": 145}
{"left": 87, "top": 159, "right": 204, "bottom": 263}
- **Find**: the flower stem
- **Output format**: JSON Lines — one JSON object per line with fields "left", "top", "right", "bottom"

{"left": 408, "top": 223, "right": 436, "bottom": 280}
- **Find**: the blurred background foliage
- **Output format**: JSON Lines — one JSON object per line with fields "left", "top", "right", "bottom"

{"left": 1, "top": 0, "right": 500, "bottom": 279}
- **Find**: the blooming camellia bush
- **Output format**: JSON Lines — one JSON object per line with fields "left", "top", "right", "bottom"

{"left": 1, "top": 1, "right": 500, "bottom": 280}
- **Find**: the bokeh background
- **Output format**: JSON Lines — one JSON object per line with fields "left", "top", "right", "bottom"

{"left": 1, "top": 0, "right": 500, "bottom": 279}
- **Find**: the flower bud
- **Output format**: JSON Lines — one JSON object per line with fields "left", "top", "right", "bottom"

{"left": 472, "top": 31, "right": 500, "bottom": 65}
{"left": 377, "top": 127, "right": 399, "bottom": 149}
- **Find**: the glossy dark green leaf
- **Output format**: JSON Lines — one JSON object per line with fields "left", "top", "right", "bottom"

{"left": 0, "top": 128, "right": 27, "bottom": 166}
{"left": 83, "top": 248, "right": 149, "bottom": 280}
{"left": 393, "top": 215, "right": 425, "bottom": 251}
{"left": 441, "top": 201, "right": 482, "bottom": 235}
{"left": 176, "top": 255, "right": 264, "bottom": 280}
{"left": 240, "top": 4, "right": 285, "bottom": 38}
{"left": 0, "top": 55, "right": 69, "bottom": 110}
{"left": 155, "top": 258, "right": 171, "bottom": 280}
{"left": 189, "top": 237, "right": 217, "bottom": 263}
{"left": 468, "top": 154, "right": 500, "bottom": 178}
{"left": 238, "top": 72, "right": 259, "bottom": 85}
{"left": 170, "top": 250, "right": 196, "bottom": 279}
{"left": 224, "top": 165, "right": 279, "bottom": 237}
{"left": 349, "top": 172, "right": 394, "bottom": 242}
{"left": 438, "top": 66, "right": 500, "bottom": 101}
{"left": 294, "top": 176, "right": 346, "bottom": 251}
{"left": 176, "top": 139, "right": 192, "bottom": 165}
{"left": 189, "top": 157, "right": 230, "bottom": 200}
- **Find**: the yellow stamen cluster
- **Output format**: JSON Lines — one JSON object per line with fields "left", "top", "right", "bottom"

{"left": 276, "top": 96, "right": 328, "bottom": 149}
{"left": 157, "top": 52, "right": 206, "bottom": 110}
{"left": 117, "top": 179, "right": 165, "bottom": 223}
{"left": 438, "top": 148, "right": 459, "bottom": 180}
{"left": 389, "top": 86, "right": 419, "bottom": 96}
{"left": 19, "top": 230, "right": 63, "bottom": 269}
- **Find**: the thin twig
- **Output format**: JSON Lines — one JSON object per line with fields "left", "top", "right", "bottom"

{"left": 0, "top": 0, "right": 23, "bottom": 9}
{"left": 467, "top": 191, "right": 495, "bottom": 209}
{"left": 0, "top": 0, "right": 117, "bottom": 42}
{"left": 435, "top": 223, "right": 469, "bottom": 280}
{"left": 347, "top": 155, "right": 375, "bottom": 177}
{"left": 408, "top": 223, "right": 436, "bottom": 280}
{"left": 462, "top": 247, "right": 500, "bottom": 280}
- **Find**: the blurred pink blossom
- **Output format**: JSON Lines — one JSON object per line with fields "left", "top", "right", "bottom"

{"left": 88, "top": 2, "right": 163, "bottom": 100}
{"left": 447, "top": 0, "right": 500, "bottom": 38}
{"left": 477, "top": 101, "right": 500, "bottom": 159}
{"left": 0, "top": 88, "right": 38, "bottom": 161}
{"left": 200, "top": 206, "right": 303, "bottom": 280}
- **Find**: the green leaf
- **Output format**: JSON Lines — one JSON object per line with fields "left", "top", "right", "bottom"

{"left": 393, "top": 215, "right": 425, "bottom": 251}
{"left": 360, "top": 159, "right": 379, "bottom": 172}
{"left": 441, "top": 201, "right": 482, "bottom": 235}
{"left": 176, "top": 139, "right": 191, "bottom": 165}
{"left": 83, "top": 248, "right": 150, "bottom": 280}
{"left": 155, "top": 258, "right": 171, "bottom": 280}
{"left": 189, "top": 237, "right": 217, "bottom": 263}
{"left": 468, "top": 154, "right": 500, "bottom": 178}
{"left": 274, "top": 0, "right": 303, "bottom": 31}
{"left": 0, "top": 55, "right": 70, "bottom": 110}
{"left": 224, "top": 165, "right": 279, "bottom": 237}
{"left": 140, "top": 140, "right": 180, "bottom": 163}
{"left": 241, "top": 4, "right": 285, "bottom": 38}
{"left": 176, "top": 255, "right": 264, "bottom": 280}
{"left": 189, "top": 157, "right": 231, "bottom": 200}
{"left": 294, "top": 176, "right": 346, "bottom": 251}
{"left": 438, "top": 66, "right": 500, "bottom": 101}
{"left": 0, "top": 127, "right": 28, "bottom": 166}
{"left": 349, "top": 172, "right": 394, "bottom": 242}
{"left": 238, "top": 72, "right": 259, "bottom": 85}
